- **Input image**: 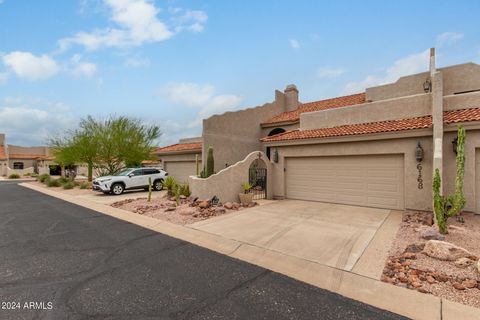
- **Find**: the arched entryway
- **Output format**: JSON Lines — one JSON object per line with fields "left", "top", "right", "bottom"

{"left": 249, "top": 157, "right": 267, "bottom": 200}
{"left": 266, "top": 128, "right": 286, "bottom": 159}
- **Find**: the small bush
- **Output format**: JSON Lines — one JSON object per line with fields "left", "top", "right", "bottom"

{"left": 8, "top": 173, "right": 20, "bottom": 179}
{"left": 162, "top": 176, "right": 177, "bottom": 196}
{"left": 38, "top": 174, "right": 50, "bottom": 183}
{"left": 79, "top": 182, "right": 90, "bottom": 189}
{"left": 47, "top": 179, "right": 61, "bottom": 187}
{"left": 62, "top": 181, "right": 75, "bottom": 189}
{"left": 178, "top": 184, "right": 191, "bottom": 197}
{"left": 57, "top": 176, "right": 69, "bottom": 184}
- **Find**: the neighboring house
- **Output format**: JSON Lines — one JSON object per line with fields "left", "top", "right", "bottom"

{"left": 0, "top": 134, "right": 89, "bottom": 177}
{"left": 160, "top": 48, "right": 480, "bottom": 213}
{"left": 154, "top": 137, "right": 202, "bottom": 183}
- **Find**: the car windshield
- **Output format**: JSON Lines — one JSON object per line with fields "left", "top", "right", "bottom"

{"left": 113, "top": 169, "right": 133, "bottom": 176}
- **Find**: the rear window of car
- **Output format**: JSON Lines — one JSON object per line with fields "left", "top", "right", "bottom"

{"left": 143, "top": 169, "right": 160, "bottom": 175}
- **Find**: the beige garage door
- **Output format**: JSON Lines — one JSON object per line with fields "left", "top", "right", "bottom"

{"left": 164, "top": 161, "right": 199, "bottom": 184}
{"left": 286, "top": 154, "right": 404, "bottom": 209}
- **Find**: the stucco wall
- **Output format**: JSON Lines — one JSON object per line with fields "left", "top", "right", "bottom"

{"left": 190, "top": 151, "right": 272, "bottom": 203}
{"left": 202, "top": 92, "right": 286, "bottom": 172}
{"left": 8, "top": 159, "right": 36, "bottom": 168}
{"left": 271, "top": 135, "right": 434, "bottom": 211}
{"left": 300, "top": 94, "right": 431, "bottom": 130}
{"left": 0, "top": 161, "right": 6, "bottom": 176}
{"left": 366, "top": 63, "right": 480, "bottom": 102}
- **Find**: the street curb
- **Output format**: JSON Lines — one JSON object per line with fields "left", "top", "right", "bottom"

{"left": 21, "top": 182, "right": 480, "bottom": 320}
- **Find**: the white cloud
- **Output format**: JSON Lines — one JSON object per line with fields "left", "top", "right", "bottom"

{"left": 317, "top": 67, "right": 345, "bottom": 79}
{"left": 0, "top": 98, "right": 74, "bottom": 146}
{"left": 72, "top": 61, "right": 97, "bottom": 77}
{"left": 124, "top": 56, "right": 150, "bottom": 68}
{"left": 343, "top": 49, "right": 430, "bottom": 94}
{"left": 59, "top": 0, "right": 207, "bottom": 51}
{"left": 173, "top": 10, "right": 208, "bottom": 33}
{"left": 289, "top": 39, "right": 300, "bottom": 49}
{"left": 0, "top": 72, "right": 7, "bottom": 85}
{"left": 437, "top": 32, "right": 464, "bottom": 47}
{"left": 2, "top": 51, "right": 59, "bottom": 81}
{"left": 159, "top": 82, "right": 243, "bottom": 118}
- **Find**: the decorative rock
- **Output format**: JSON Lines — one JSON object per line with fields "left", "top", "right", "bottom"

{"left": 417, "top": 287, "right": 430, "bottom": 294}
{"left": 224, "top": 202, "right": 233, "bottom": 210}
{"left": 453, "top": 283, "right": 466, "bottom": 290}
{"left": 198, "top": 201, "right": 210, "bottom": 209}
{"left": 214, "top": 206, "right": 226, "bottom": 214}
{"left": 454, "top": 257, "right": 474, "bottom": 268}
{"left": 426, "top": 276, "right": 436, "bottom": 284}
{"left": 232, "top": 202, "right": 240, "bottom": 209}
{"left": 179, "top": 195, "right": 187, "bottom": 200}
{"left": 420, "top": 227, "right": 445, "bottom": 241}
{"left": 422, "top": 240, "right": 472, "bottom": 261}
{"left": 401, "top": 252, "right": 416, "bottom": 260}
{"left": 178, "top": 207, "right": 196, "bottom": 216}
{"left": 165, "top": 207, "right": 176, "bottom": 212}
{"left": 404, "top": 243, "right": 425, "bottom": 253}
{"left": 462, "top": 279, "right": 477, "bottom": 289}
{"left": 412, "top": 282, "right": 422, "bottom": 288}
{"left": 435, "top": 274, "right": 448, "bottom": 282}
{"left": 477, "top": 260, "right": 480, "bottom": 274}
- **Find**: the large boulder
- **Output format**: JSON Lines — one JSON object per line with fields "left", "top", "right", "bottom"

{"left": 422, "top": 240, "right": 472, "bottom": 261}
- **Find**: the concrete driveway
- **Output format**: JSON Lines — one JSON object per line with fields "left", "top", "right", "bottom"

{"left": 191, "top": 200, "right": 393, "bottom": 272}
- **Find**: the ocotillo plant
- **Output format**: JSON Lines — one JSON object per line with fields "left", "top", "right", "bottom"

{"left": 432, "top": 125, "right": 466, "bottom": 234}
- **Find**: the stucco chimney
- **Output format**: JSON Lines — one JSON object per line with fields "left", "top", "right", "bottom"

{"left": 284, "top": 84, "right": 299, "bottom": 112}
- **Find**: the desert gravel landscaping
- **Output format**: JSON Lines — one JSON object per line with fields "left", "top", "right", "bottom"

{"left": 111, "top": 196, "right": 254, "bottom": 225}
{"left": 382, "top": 211, "right": 480, "bottom": 308}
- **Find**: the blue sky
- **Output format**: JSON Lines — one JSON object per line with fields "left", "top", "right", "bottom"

{"left": 0, "top": 0, "right": 479, "bottom": 146}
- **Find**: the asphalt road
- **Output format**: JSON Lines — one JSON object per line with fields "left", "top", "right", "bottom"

{"left": 0, "top": 182, "right": 409, "bottom": 320}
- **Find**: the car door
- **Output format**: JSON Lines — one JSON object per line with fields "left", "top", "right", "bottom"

{"left": 142, "top": 168, "right": 158, "bottom": 186}
{"left": 127, "top": 169, "right": 145, "bottom": 188}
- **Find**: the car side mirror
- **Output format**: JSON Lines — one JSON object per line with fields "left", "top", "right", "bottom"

{"left": 128, "top": 173, "right": 134, "bottom": 178}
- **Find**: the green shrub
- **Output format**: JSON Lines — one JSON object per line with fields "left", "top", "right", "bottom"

{"left": 47, "top": 179, "right": 61, "bottom": 187}
{"left": 162, "top": 176, "right": 177, "bottom": 196}
{"left": 8, "top": 173, "right": 20, "bottom": 179}
{"left": 62, "top": 181, "right": 75, "bottom": 189}
{"left": 57, "top": 176, "right": 69, "bottom": 184}
{"left": 79, "top": 182, "right": 90, "bottom": 189}
{"left": 242, "top": 183, "right": 252, "bottom": 194}
{"left": 178, "top": 184, "right": 191, "bottom": 197}
{"left": 38, "top": 174, "right": 50, "bottom": 183}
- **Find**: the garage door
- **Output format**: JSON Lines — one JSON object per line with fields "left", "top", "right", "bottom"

{"left": 164, "top": 161, "right": 199, "bottom": 184}
{"left": 286, "top": 155, "right": 404, "bottom": 209}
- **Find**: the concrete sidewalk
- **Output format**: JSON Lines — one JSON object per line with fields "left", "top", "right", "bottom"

{"left": 21, "top": 182, "right": 480, "bottom": 320}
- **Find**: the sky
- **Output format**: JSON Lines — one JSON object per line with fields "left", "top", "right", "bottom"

{"left": 0, "top": 0, "right": 479, "bottom": 146}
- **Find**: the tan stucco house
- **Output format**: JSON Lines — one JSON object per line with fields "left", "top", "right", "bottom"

{"left": 154, "top": 137, "right": 202, "bottom": 183}
{"left": 158, "top": 49, "right": 480, "bottom": 213}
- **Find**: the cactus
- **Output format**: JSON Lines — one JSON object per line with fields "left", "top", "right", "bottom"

{"left": 148, "top": 177, "right": 152, "bottom": 202}
{"left": 206, "top": 146, "right": 214, "bottom": 177}
{"left": 432, "top": 125, "right": 466, "bottom": 234}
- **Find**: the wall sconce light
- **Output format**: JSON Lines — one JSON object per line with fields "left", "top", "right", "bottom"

{"left": 273, "top": 149, "right": 279, "bottom": 163}
{"left": 423, "top": 79, "right": 432, "bottom": 93}
{"left": 452, "top": 137, "right": 458, "bottom": 155}
{"left": 415, "top": 142, "right": 424, "bottom": 162}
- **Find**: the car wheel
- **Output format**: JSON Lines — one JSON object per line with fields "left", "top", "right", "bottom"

{"left": 111, "top": 183, "right": 124, "bottom": 195}
{"left": 153, "top": 179, "right": 163, "bottom": 191}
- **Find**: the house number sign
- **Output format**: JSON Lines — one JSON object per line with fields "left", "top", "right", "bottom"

{"left": 417, "top": 163, "right": 423, "bottom": 189}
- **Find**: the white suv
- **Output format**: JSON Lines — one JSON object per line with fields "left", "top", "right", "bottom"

{"left": 92, "top": 168, "right": 168, "bottom": 195}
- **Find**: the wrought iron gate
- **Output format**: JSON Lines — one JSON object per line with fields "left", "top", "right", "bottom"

{"left": 249, "top": 167, "right": 267, "bottom": 200}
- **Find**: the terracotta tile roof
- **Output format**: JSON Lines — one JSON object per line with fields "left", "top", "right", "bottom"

{"left": 262, "top": 93, "right": 366, "bottom": 125}
{"left": 8, "top": 153, "right": 53, "bottom": 160}
{"left": 0, "top": 146, "right": 6, "bottom": 160}
{"left": 141, "top": 159, "right": 161, "bottom": 165}
{"left": 154, "top": 142, "right": 202, "bottom": 154}
{"left": 261, "top": 108, "right": 480, "bottom": 143}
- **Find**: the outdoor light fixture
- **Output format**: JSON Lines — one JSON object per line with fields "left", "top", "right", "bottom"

{"left": 423, "top": 79, "right": 432, "bottom": 93}
{"left": 273, "top": 149, "right": 279, "bottom": 163}
{"left": 415, "top": 142, "right": 424, "bottom": 162}
{"left": 452, "top": 137, "right": 458, "bottom": 155}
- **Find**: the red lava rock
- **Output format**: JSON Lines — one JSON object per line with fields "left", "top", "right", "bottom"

{"left": 399, "top": 276, "right": 408, "bottom": 283}
{"left": 426, "top": 276, "right": 436, "bottom": 284}
{"left": 401, "top": 252, "right": 416, "bottom": 260}
{"left": 453, "top": 283, "right": 466, "bottom": 290}
{"left": 404, "top": 243, "right": 425, "bottom": 253}
{"left": 435, "top": 274, "right": 448, "bottom": 282}
{"left": 412, "top": 282, "right": 422, "bottom": 288}
{"left": 462, "top": 279, "right": 477, "bottom": 289}
{"left": 417, "top": 287, "right": 430, "bottom": 294}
